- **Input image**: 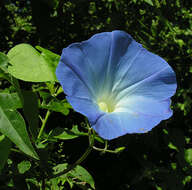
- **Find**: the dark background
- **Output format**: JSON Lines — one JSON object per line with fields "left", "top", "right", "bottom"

{"left": 0, "top": 0, "right": 192, "bottom": 189}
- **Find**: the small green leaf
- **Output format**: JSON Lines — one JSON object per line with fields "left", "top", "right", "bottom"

{"left": 185, "top": 148, "right": 192, "bottom": 165}
{"left": 168, "top": 142, "right": 178, "bottom": 151}
{"left": 7, "top": 44, "right": 58, "bottom": 82}
{"left": 66, "top": 177, "right": 74, "bottom": 189}
{"left": 163, "top": 129, "right": 168, "bottom": 135}
{"left": 17, "top": 160, "right": 31, "bottom": 174}
{"left": 0, "top": 107, "right": 39, "bottom": 159}
{"left": 189, "top": 66, "right": 192, "bottom": 73}
{"left": 156, "top": 186, "right": 162, "bottom": 190}
{"left": 0, "top": 52, "right": 9, "bottom": 72}
{"left": 69, "top": 165, "right": 95, "bottom": 189}
{"left": 52, "top": 164, "right": 95, "bottom": 189}
{"left": 53, "top": 163, "right": 68, "bottom": 175}
{"left": 71, "top": 125, "right": 86, "bottom": 135}
{"left": 52, "top": 128, "right": 79, "bottom": 140}
{"left": 52, "top": 125, "right": 84, "bottom": 140}
{"left": 41, "top": 99, "right": 71, "bottom": 116}
{"left": 143, "top": 0, "right": 154, "bottom": 6}
{"left": 171, "top": 163, "right": 177, "bottom": 170}
{"left": 114, "top": 147, "right": 126, "bottom": 153}
{"left": 0, "top": 135, "right": 12, "bottom": 173}
{"left": 182, "top": 175, "right": 192, "bottom": 185}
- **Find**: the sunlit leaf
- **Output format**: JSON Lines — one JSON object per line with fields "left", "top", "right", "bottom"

{"left": 35, "top": 46, "right": 60, "bottom": 69}
{"left": 7, "top": 44, "right": 57, "bottom": 82}
{"left": 53, "top": 164, "right": 95, "bottom": 189}
{"left": 182, "top": 175, "right": 192, "bottom": 185}
{"left": 114, "top": 147, "right": 126, "bottom": 153}
{"left": 17, "top": 160, "right": 31, "bottom": 174}
{"left": 41, "top": 99, "right": 71, "bottom": 116}
{"left": 184, "top": 148, "right": 192, "bottom": 165}
{"left": 52, "top": 125, "right": 83, "bottom": 140}
{"left": 143, "top": 0, "right": 154, "bottom": 6}
{"left": 168, "top": 142, "right": 178, "bottom": 151}
{"left": 69, "top": 165, "right": 95, "bottom": 189}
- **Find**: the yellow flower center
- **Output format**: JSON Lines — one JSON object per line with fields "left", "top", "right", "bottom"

{"left": 98, "top": 101, "right": 115, "bottom": 113}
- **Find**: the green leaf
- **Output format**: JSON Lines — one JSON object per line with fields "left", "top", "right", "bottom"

{"left": 0, "top": 52, "right": 9, "bottom": 73}
{"left": 7, "top": 44, "right": 58, "bottom": 82}
{"left": 0, "top": 135, "right": 12, "bottom": 173}
{"left": 52, "top": 164, "right": 68, "bottom": 188}
{"left": 168, "top": 142, "right": 178, "bottom": 151}
{"left": 41, "top": 99, "right": 71, "bottom": 116}
{"left": 0, "top": 107, "right": 39, "bottom": 160}
{"left": 35, "top": 46, "right": 60, "bottom": 69}
{"left": 184, "top": 148, "right": 192, "bottom": 165}
{"left": 182, "top": 175, "right": 192, "bottom": 185}
{"left": 0, "top": 93, "right": 37, "bottom": 157}
{"left": 143, "top": 0, "right": 154, "bottom": 6}
{"left": 0, "top": 68, "right": 7, "bottom": 79}
{"left": 69, "top": 165, "right": 95, "bottom": 189}
{"left": 52, "top": 128, "right": 80, "bottom": 140}
{"left": 52, "top": 125, "right": 86, "bottom": 140}
{"left": 17, "top": 160, "right": 31, "bottom": 174}
{"left": 0, "top": 93, "right": 22, "bottom": 110}
{"left": 53, "top": 163, "right": 68, "bottom": 174}
{"left": 6, "top": 76, "right": 24, "bottom": 105}
{"left": 52, "top": 125, "right": 104, "bottom": 143}
{"left": 114, "top": 146, "right": 126, "bottom": 153}
{"left": 52, "top": 164, "right": 95, "bottom": 189}
{"left": 156, "top": 186, "right": 163, "bottom": 190}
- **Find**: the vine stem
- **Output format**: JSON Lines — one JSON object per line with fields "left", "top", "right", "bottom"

{"left": 92, "top": 146, "right": 118, "bottom": 154}
{"left": 48, "top": 136, "right": 94, "bottom": 179}
{"left": 48, "top": 146, "right": 92, "bottom": 179}
{"left": 37, "top": 110, "right": 51, "bottom": 140}
{"left": 48, "top": 128, "right": 95, "bottom": 180}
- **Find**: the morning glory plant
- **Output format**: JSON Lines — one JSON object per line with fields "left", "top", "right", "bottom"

{"left": 56, "top": 30, "right": 177, "bottom": 140}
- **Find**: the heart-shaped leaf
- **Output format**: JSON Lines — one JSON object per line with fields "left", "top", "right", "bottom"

{"left": 7, "top": 44, "right": 58, "bottom": 82}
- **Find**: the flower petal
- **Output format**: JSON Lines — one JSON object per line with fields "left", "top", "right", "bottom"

{"left": 92, "top": 112, "right": 165, "bottom": 140}
{"left": 56, "top": 31, "right": 134, "bottom": 100}
{"left": 113, "top": 46, "right": 176, "bottom": 101}
{"left": 66, "top": 96, "right": 105, "bottom": 125}
{"left": 115, "top": 96, "right": 172, "bottom": 119}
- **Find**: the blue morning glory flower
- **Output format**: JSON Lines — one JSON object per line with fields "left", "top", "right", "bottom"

{"left": 56, "top": 30, "right": 177, "bottom": 140}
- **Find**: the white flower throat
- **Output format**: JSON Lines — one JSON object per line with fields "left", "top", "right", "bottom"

{"left": 98, "top": 97, "right": 116, "bottom": 113}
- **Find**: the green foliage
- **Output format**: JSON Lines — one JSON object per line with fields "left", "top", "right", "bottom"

{"left": 7, "top": 44, "right": 58, "bottom": 82}
{"left": 0, "top": 53, "right": 9, "bottom": 73}
{"left": 52, "top": 164, "right": 95, "bottom": 189}
{"left": 143, "top": 0, "right": 154, "bottom": 6}
{"left": 0, "top": 0, "right": 192, "bottom": 189}
{"left": 17, "top": 160, "right": 31, "bottom": 174}
{"left": 0, "top": 93, "right": 22, "bottom": 110}
{"left": 185, "top": 149, "right": 192, "bottom": 166}
{"left": 0, "top": 100, "right": 38, "bottom": 160}
{"left": 52, "top": 125, "right": 85, "bottom": 140}
{"left": 41, "top": 99, "right": 71, "bottom": 116}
